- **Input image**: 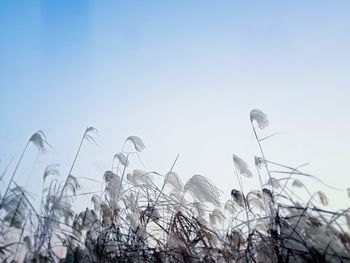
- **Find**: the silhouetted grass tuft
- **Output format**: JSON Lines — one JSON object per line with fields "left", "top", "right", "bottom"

{"left": 0, "top": 110, "right": 349, "bottom": 262}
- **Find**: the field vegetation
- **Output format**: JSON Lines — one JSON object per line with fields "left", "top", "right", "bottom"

{"left": 1, "top": 109, "right": 349, "bottom": 262}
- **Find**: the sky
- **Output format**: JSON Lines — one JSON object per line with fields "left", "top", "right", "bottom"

{"left": 0, "top": 1, "right": 349, "bottom": 209}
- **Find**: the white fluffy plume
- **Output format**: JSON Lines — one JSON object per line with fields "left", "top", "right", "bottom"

{"left": 164, "top": 171, "right": 183, "bottom": 191}
{"left": 232, "top": 154, "right": 253, "bottom": 178}
{"left": 127, "top": 169, "right": 153, "bottom": 185}
{"left": 126, "top": 136, "right": 146, "bottom": 152}
{"left": 224, "top": 200, "right": 236, "bottom": 214}
{"left": 114, "top": 152, "right": 129, "bottom": 167}
{"left": 184, "top": 175, "right": 220, "bottom": 207}
{"left": 250, "top": 109, "right": 269, "bottom": 129}
{"left": 104, "top": 171, "right": 123, "bottom": 207}
{"left": 191, "top": 202, "right": 207, "bottom": 217}
{"left": 29, "top": 130, "right": 49, "bottom": 152}
{"left": 292, "top": 179, "right": 304, "bottom": 188}
{"left": 209, "top": 209, "right": 225, "bottom": 226}
{"left": 317, "top": 191, "right": 329, "bottom": 206}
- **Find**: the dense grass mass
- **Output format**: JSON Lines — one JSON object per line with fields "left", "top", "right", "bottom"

{"left": 0, "top": 109, "right": 349, "bottom": 262}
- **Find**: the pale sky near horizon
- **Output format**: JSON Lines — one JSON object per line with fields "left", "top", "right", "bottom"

{"left": 0, "top": 1, "right": 349, "bottom": 209}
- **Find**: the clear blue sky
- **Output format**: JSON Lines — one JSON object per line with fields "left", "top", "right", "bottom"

{"left": 0, "top": 1, "right": 349, "bottom": 208}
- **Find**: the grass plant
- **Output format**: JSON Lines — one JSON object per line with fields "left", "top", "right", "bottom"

{"left": 1, "top": 110, "right": 349, "bottom": 262}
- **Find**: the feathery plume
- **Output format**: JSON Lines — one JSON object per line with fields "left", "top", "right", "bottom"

{"left": 167, "top": 233, "right": 186, "bottom": 249}
{"left": 247, "top": 191, "right": 265, "bottom": 210}
{"left": 29, "top": 130, "right": 50, "bottom": 152}
{"left": 231, "top": 189, "right": 245, "bottom": 207}
{"left": 164, "top": 171, "right": 183, "bottom": 191}
{"left": 267, "top": 177, "right": 281, "bottom": 189}
{"left": 100, "top": 202, "right": 113, "bottom": 225}
{"left": 141, "top": 206, "right": 161, "bottom": 222}
{"left": 256, "top": 219, "right": 268, "bottom": 232}
{"left": 292, "top": 179, "right": 304, "bottom": 188}
{"left": 73, "top": 209, "right": 97, "bottom": 233}
{"left": 123, "top": 193, "right": 139, "bottom": 215}
{"left": 126, "top": 172, "right": 136, "bottom": 185}
{"left": 317, "top": 191, "right": 329, "bottom": 206}
{"left": 104, "top": 171, "right": 123, "bottom": 203}
{"left": 254, "top": 156, "right": 265, "bottom": 168}
{"left": 83, "top": 127, "right": 98, "bottom": 143}
{"left": 192, "top": 202, "right": 207, "bottom": 217}
{"left": 126, "top": 136, "right": 146, "bottom": 152}
{"left": 126, "top": 213, "right": 139, "bottom": 230}
{"left": 114, "top": 152, "right": 129, "bottom": 167}
{"left": 127, "top": 169, "right": 153, "bottom": 185}
{"left": 227, "top": 230, "right": 242, "bottom": 250}
{"left": 262, "top": 188, "right": 273, "bottom": 199}
{"left": 91, "top": 195, "right": 101, "bottom": 211}
{"left": 65, "top": 175, "right": 80, "bottom": 196}
{"left": 346, "top": 213, "right": 350, "bottom": 230}
{"left": 43, "top": 164, "right": 59, "bottom": 181}
{"left": 23, "top": 236, "right": 32, "bottom": 251}
{"left": 232, "top": 154, "right": 253, "bottom": 177}
{"left": 209, "top": 209, "right": 225, "bottom": 225}
{"left": 2, "top": 187, "right": 28, "bottom": 228}
{"left": 224, "top": 200, "right": 236, "bottom": 214}
{"left": 168, "top": 189, "right": 187, "bottom": 212}
{"left": 169, "top": 189, "right": 184, "bottom": 203}
{"left": 184, "top": 175, "right": 220, "bottom": 207}
{"left": 306, "top": 216, "right": 323, "bottom": 227}
{"left": 250, "top": 109, "right": 269, "bottom": 129}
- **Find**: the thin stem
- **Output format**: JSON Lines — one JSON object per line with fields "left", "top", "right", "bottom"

{"left": 58, "top": 127, "right": 88, "bottom": 202}
{"left": 1, "top": 141, "right": 30, "bottom": 208}
{"left": 251, "top": 124, "right": 273, "bottom": 190}
{"left": 0, "top": 156, "right": 14, "bottom": 183}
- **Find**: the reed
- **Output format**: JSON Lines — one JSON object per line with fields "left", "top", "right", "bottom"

{"left": 0, "top": 110, "right": 349, "bottom": 262}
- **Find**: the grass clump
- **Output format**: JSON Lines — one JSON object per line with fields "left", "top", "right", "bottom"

{"left": 0, "top": 110, "right": 349, "bottom": 262}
